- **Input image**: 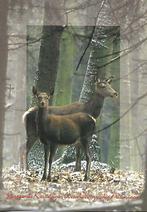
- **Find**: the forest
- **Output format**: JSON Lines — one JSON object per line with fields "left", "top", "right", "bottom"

{"left": 0, "top": 0, "right": 147, "bottom": 211}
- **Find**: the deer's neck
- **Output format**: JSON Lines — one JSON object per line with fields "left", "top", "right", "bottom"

{"left": 84, "top": 93, "right": 104, "bottom": 118}
{"left": 37, "top": 107, "right": 49, "bottom": 131}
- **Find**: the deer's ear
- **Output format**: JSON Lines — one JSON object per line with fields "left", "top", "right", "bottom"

{"left": 32, "top": 86, "right": 38, "bottom": 96}
{"left": 97, "top": 78, "right": 101, "bottom": 83}
{"left": 94, "top": 81, "right": 99, "bottom": 90}
{"left": 106, "top": 76, "right": 114, "bottom": 83}
{"left": 94, "top": 78, "right": 101, "bottom": 88}
{"left": 106, "top": 78, "right": 112, "bottom": 84}
{"left": 50, "top": 88, "right": 54, "bottom": 96}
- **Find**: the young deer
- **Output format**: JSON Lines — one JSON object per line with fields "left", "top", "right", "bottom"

{"left": 32, "top": 87, "right": 96, "bottom": 181}
{"left": 22, "top": 78, "right": 118, "bottom": 170}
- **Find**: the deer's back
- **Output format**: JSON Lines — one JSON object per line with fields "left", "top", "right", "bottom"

{"left": 48, "top": 102, "right": 84, "bottom": 115}
{"left": 40, "top": 112, "right": 95, "bottom": 145}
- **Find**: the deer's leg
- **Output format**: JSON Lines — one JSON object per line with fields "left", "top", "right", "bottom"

{"left": 81, "top": 139, "right": 91, "bottom": 181}
{"left": 41, "top": 143, "right": 50, "bottom": 181}
{"left": 19, "top": 143, "right": 27, "bottom": 171}
{"left": 25, "top": 115, "right": 38, "bottom": 170}
{"left": 20, "top": 139, "right": 34, "bottom": 171}
{"left": 23, "top": 135, "right": 37, "bottom": 170}
{"left": 47, "top": 144, "right": 57, "bottom": 182}
{"left": 75, "top": 143, "right": 81, "bottom": 171}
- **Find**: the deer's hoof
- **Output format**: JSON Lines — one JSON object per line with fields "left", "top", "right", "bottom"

{"left": 83, "top": 175, "right": 88, "bottom": 181}
{"left": 74, "top": 166, "right": 81, "bottom": 171}
{"left": 47, "top": 176, "right": 51, "bottom": 182}
{"left": 41, "top": 175, "right": 46, "bottom": 181}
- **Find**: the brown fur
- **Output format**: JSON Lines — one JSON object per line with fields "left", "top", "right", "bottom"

{"left": 21, "top": 79, "right": 118, "bottom": 170}
{"left": 36, "top": 93, "right": 96, "bottom": 181}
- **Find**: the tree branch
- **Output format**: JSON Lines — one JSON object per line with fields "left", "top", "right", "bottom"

{"left": 97, "top": 91, "right": 147, "bottom": 133}
{"left": 75, "top": 0, "right": 106, "bottom": 71}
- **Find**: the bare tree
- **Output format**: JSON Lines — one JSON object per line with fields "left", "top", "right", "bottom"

{"left": 0, "top": 0, "right": 9, "bottom": 189}
{"left": 27, "top": 0, "right": 65, "bottom": 169}
{"left": 36, "top": 26, "right": 64, "bottom": 96}
{"left": 142, "top": 132, "right": 147, "bottom": 210}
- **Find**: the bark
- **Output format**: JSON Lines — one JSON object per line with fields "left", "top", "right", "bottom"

{"left": 44, "top": 0, "right": 65, "bottom": 26}
{"left": 108, "top": 35, "right": 120, "bottom": 167}
{"left": 58, "top": 27, "right": 102, "bottom": 164}
{"left": 80, "top": 27, "right": 120, "bottom": 165}
{"left": 60, "top": 27, "right": 117, "bottom": 164}
{"left": 0, "top": 0, "right": 9, "bottom": 189}
{"left": 53, "top": 28, "right": 75, "bottom": 106}
{"left": 28, "top": 1, "right": 64, "bottom": 168}
{"left": 37, "top": 25, "right": 64, "bottom": 97}
{"left": 72, "top": 27, "right": 91, "bottom": 102}
{"left": 36, "top": 0, "right": 65, "bottom": 96}
{"left": 79, "top": 27, "right": 107, "bottom": 103}
{"left": 28, "top": 25, "right": 64, "bottom": 166}
{"left": 142, "top": 135, "right": 147, "bottom": 210}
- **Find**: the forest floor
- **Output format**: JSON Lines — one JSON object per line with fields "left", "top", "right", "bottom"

{"left": 0, "top": 163, "right": 144, "bottom": 210}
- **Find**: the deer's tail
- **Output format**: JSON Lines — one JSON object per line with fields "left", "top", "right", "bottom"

{"left": 22, "top": 107, "right": 37, "bottom": 124}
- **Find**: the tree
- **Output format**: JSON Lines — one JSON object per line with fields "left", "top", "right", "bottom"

{"left": 142, "top": 133, "right": 147, "bottom": 210}
{"left": 27, "top": 1, "right": 65, "bottom": 168}
{"left": 109, "top": 0, "right": 147, "bottom": 171}
{"left": 0, "top": 0, "right": 9, "bottom": 189}
{"left": 55, "top": 26, "right": 120, "bottom": 166}
{"left": 53, "top": 27, "right": 75, "bottom": 106}
{"left": 36, "top": 26, "right": 64, "bottom": 96}
{"left": 37, "top": 0, "right": 65, "bottom": 96}
{"left": 2, "top": 0, "right": 147, "bottom": 210}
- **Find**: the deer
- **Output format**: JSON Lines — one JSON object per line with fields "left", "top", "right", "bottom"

{"left": 22, "top": 78, "right": 118, "bottom": 170}
{"left": 32, "top": 87, "right": 96, "bottom": 181}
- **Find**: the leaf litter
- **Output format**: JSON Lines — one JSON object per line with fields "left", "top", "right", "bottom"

{"left": 0, "top": 161, "right": 144, "bottom": 209}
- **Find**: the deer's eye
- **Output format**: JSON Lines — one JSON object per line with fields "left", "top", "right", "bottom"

{"left": 100, "top": 83, "right": 106, "bottom": 88}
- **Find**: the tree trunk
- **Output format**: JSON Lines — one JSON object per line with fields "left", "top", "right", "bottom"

{"left": 108, "top": 34, "right": 120, "bottom": 167}
{"left": 36, "top": 0, "right": 64, "bottom": 97}
{"left": 53, "top": 28, "right": 75, "bottom": 106}
{"left": 0, "top": 0, "right": 9, "bottom": 189}
{"left": 28, "top": 25, "right": 64, "bottom": 167}
{"left": 37, "top": 25, "right": 64, "bottom": 96}
{"left": 28, "top": 1, "right": 64, "bottom": 169}
{"left": 72, "top": 27, "right": 91, "bottom": 102}
{"left": 142, "top": 133, "right": 147, "bottom": 210}
{"left": 59, "top": 27, "right": 120, "bottom": 165}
